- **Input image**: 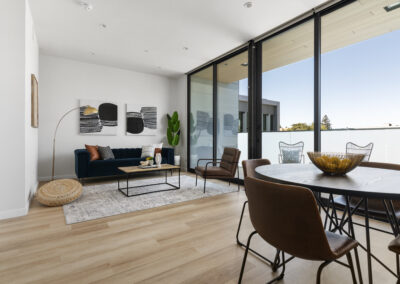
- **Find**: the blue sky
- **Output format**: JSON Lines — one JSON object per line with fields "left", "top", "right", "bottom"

{"left": 239, "top": 29, "right": 400, "bottom": 129}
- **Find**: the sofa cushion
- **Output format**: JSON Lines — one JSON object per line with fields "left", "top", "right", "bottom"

{"left": 87, "top": 157, "right": 144, "bottom": 177}
{"left": 112, "top": 148, "right": 141, "bottom": 159}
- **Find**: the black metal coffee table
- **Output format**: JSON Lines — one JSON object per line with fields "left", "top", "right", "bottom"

{"left": 117, "top": 164, "right": 181, "bottom": 197}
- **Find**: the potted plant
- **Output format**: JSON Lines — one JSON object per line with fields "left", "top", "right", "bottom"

{"left": 167, "top": 111, "right": 180, "bottom": 165}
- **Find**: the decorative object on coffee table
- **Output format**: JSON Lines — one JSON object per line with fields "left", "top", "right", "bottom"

{"left": 166, "top": 111, "right": 180, "bottom": 165}
{"left": 37, "top": 105, "right": 97, "bottom": 207}
{"left": 37, "top": 179, "right": 82, "bottom": 206}
{"left": 155, "top": 152, "right": 162, "bottom": 167}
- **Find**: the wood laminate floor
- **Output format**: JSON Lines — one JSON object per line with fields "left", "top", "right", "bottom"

{"left": 0, "top": 173, "right": 397, "bottom": 283}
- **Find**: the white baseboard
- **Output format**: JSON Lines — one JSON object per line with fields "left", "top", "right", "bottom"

{"left": 0, "top": 205, "right": 29, "bottom": 220}
{"left": 38, "top": 174, "right": 75, "bottom": 182}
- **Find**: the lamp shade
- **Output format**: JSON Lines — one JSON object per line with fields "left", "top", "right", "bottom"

{"left": 83, "top": 105, "right": 98, "bottom": 115}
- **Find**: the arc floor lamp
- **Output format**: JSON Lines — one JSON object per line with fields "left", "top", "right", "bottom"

{"left": 38, "top": 105, "right": 98, "bottom": 205}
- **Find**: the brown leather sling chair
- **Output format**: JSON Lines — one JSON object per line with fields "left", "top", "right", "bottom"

{"left": 239, "top": 177, "right": 360, "bottom": 284}
{"left": 195, "top": 147, "right": 241, "bottom": 193}
{"left": 236, "top": 159, "right": 281, "bottom": 269}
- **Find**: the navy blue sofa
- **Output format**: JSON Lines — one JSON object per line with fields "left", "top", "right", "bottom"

{"left": 75, "top": 148, "right": 174, "bottom": 179}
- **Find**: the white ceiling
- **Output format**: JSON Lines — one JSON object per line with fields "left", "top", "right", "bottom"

{"left": 29, "top": 0, "right": 327, "bottom": 77}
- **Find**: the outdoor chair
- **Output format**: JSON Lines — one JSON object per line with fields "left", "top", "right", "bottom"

{"left": 278, "top": 141, "right": 304, "bottom": 164}
{"left": 346, "top": 142, "right": 373, "bottom": 162}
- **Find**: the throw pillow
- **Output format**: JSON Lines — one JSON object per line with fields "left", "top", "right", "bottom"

{"left": 85, "top": 144, "right": 100, "bottom": 161}
{"left": 281, "top": 149, "right": 301, "bottom": 163}
{"left": 141, "top": 145, "right": 155, "bottom": 158}
{"left": 98, "top": 146, "right": 115, "bottom": 160}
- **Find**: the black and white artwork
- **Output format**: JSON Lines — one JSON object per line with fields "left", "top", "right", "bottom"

{"left": 79, "top": 100, "right": 118, "bottom": 135}
{"left": 126, "top": 105, "right": 157, "bottom": 136}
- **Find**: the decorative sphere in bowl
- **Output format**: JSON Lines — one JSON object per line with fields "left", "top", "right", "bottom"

{"left": 307, "top": 152, "right": 365, "bottom": 175}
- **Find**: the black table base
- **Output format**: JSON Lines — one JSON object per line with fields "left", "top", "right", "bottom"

{"left": 118, "top": 167, "right": 181, "bottom": 197}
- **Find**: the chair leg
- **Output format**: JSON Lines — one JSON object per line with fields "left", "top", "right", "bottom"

{"left": 266, "top": 250, "right": 285, "bottom": 284}
{"left": 237, "top": 167, "right": 240, "bottom": 191}
{"left": 238, "top": 231, "right": 257, "bottom": 284}
{"left": 203, "top": 177, "right": 207, "bottom": 194}
{"left": 353, "top": 247, "right": 363, "bottom": 284}
{"left": 397, "top": 253, "right": 400, "bottom": 284}
{"left": 272, "top": 249, "right": 281, "bottom": 272}
{"left": 346, "top": 252, "right": 357, "bottom": 284}
{"left": 316, "top": 261, "right": 331, "bottom": 284}
{"left": 236, "top": 201, "right": 248, "bottom": 245}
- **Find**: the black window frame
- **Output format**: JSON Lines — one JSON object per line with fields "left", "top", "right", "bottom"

{"left": 187, "top": 0, "right": 356, "bottom": 173}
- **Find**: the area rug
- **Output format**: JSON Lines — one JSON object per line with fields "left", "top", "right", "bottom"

{"left": 63, "top": 175, "right": 237, "bottom": 224}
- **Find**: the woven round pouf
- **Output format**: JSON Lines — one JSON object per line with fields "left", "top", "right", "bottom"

{"left": 37, "top": 179, "right": 82, "bottom": 207}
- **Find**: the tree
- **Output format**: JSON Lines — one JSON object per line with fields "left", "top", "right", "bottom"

{"left": 321, "top": 115, "right": 332, "bottom": 130}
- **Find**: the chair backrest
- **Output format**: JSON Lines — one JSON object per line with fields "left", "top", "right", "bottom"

{"left": 244, "top": 177, "right": 335, "bottom": 261}
{"left": 220, "top": 148, "right": 241, "bottom": 175}
{"left": 346, "top": 142, "right": 373, "bottom": 162}
{"left": 279, "top": 141, "right": 304, "bottom": 163}
{"left": 242, "top": 159, "right": 271, "bottom": 179}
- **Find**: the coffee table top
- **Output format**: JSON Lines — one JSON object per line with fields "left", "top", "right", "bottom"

{"left": 118, "top": 164, "right": 180, "bottom": 173}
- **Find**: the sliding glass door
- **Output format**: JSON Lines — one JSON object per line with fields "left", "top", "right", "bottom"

{"left": 321, "top": 0, "right": 400, "bottom": 163}
{"left": 217, "top": 51, "right": 249, "bottom": 167}
{"left": 189, "top": 67, "right": 213, "bottom": 169}
{"left": 261, "top": 20, "right": 314, "bottom": 163}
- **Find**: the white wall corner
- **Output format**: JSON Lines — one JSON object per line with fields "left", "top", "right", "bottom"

{"left": 0, "top": 205, "right": 29, "bottom": 221}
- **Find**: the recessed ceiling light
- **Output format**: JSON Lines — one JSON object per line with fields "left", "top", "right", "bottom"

{"left": 183, "top": 47, "right": 189, "bottom": 50}
{"left": 79, "top": 1, "right": 93, "bottom": 11}
{"left": 384, "top": 1, "right": 400, "bottom": 12}
{"left": 241, "top": 63, "right": 248, "bottom": 67}
{"left": 144, "top": 49, "right": 149, "bottom": 53}
{"left": 99, "top": 24, "right": 107, "bottom": 29}
{"left": 243, "top": 2, "right": 252, "bottom": 8}
{"left": 90, "top": 51, "right": 95, "bottom": 55}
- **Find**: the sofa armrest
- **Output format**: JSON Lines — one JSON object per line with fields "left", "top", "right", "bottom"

{"left": 162, "top": 148, "right": 175, "bottom": 165}
{"left": 75, "top": 149, "right": 90, "bottom": 178}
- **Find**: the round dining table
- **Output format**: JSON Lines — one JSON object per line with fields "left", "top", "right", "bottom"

{"left": 255, "top": 163, "right": 400, "bottom": 284}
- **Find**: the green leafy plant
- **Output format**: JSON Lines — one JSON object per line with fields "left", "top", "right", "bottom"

{"left": 167, "top": 111, "right": 180, "bottom": 147}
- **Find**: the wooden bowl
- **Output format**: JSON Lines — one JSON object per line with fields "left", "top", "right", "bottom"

{"left": 307, "top": 152, "right": 365, "bottom": 176}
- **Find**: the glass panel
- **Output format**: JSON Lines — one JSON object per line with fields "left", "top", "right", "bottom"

{"left": 189, "top": 67, "right": 214, "bottom": 168}
{"left": 216, "top": 51, "right": 248, "bottom": 172}
{"left": 261, "top": 20, "right": 314, "bottom": 164}
{"left": 321, "top": 0, "right": 400, "bottom": 163}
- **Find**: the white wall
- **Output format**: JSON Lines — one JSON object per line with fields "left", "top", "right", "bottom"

{"left": 38, "top": 55, "right": 178, "bottom": 180}
{"left": 0, "top": 0, "right": 39, "bottom": 219}
{"left": 169, "top": 75, "right": 187, "bottom": 170}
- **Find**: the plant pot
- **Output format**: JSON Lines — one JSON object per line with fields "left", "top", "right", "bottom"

{"left": 174, "top": 155, "right": 181, "bottom": 166}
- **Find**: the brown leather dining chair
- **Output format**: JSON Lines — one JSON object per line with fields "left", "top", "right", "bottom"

{"left": 239, "top": 177, "right": 359, "bottom": 284}
{"left": 389, "top": 236, "right": 400, "bottom": 284}
{"left": 236, "top": 159, "right": 280, "bottom": 268}
{"left": 237, "top": 159, "right": 271, "bottom": 244}
{"left": 195, "top": 147, "right": 241, "bottom": 193}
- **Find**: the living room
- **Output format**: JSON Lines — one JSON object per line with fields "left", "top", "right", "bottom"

{"left": 2, "top": 0, "right": 400, "bottom": 283}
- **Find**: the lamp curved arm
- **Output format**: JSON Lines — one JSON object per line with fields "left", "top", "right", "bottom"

{"left": 51, "top": 106, "right": 81, "bottom": 180}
